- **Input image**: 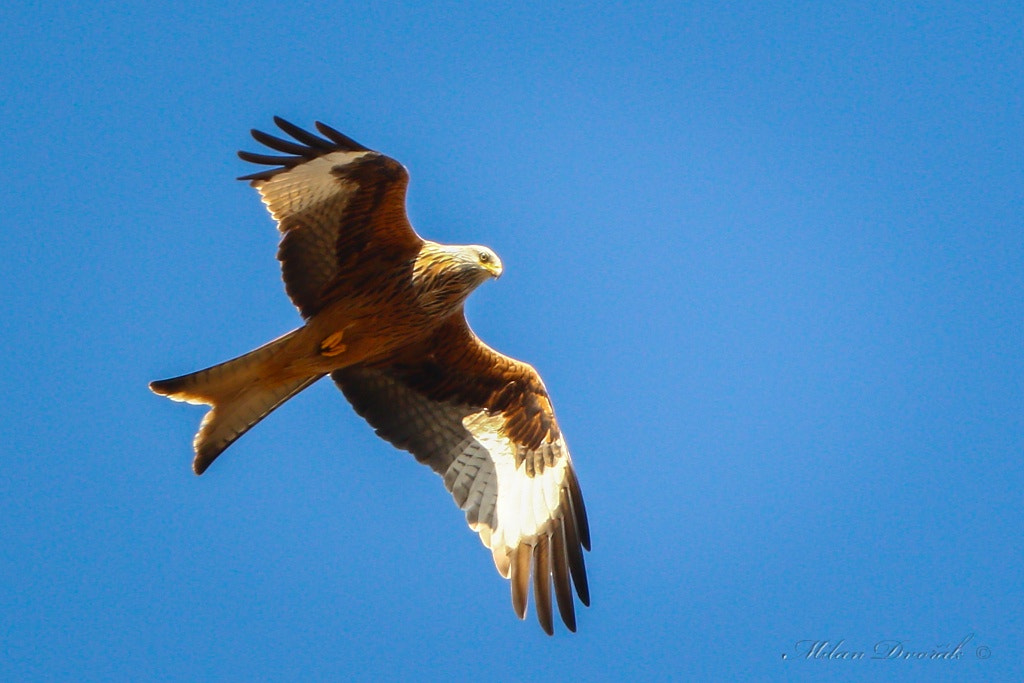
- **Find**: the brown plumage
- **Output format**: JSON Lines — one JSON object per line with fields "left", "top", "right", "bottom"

{"left": 150, "top": 118, "right": 590, "bottom": 634}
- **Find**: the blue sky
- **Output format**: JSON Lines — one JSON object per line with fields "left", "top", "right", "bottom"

{"left": 2, "top": 1, "right": 1021, "bottom": 680}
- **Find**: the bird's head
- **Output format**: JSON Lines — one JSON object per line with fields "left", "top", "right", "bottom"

{"left": 467, "top": 245, "right": 503, "bottom": 280}
{"left": 415, "top": 242, "right": 504, "bottom": 312}
{"left": 441, "top": 243, "right": 503, "bottom": 282}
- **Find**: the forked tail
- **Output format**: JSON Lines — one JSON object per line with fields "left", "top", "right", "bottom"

{"left": 149, "top": 329, "right": 322, "bottom": 474}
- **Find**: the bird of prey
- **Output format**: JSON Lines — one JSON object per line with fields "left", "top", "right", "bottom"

{"left": 150, "top": 118, "right": 590, "bottom": 634}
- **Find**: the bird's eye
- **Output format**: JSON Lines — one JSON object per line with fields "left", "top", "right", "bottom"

{"left": 479, "top": 252, "right": 491, "bottom": 263}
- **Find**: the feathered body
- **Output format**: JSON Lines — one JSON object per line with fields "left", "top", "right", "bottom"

{"left": 150, "top": 119, "right": 589, "bottom": 634}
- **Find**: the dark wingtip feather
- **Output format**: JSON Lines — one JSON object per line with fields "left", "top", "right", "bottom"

{"left": 236, "top": 118, "right": 370, "bottom": 182}
{"left": 236, "top": 150, "right": 307, "bottom": 181}
{"left": 237, "top": 151, "right": 304, "bottom": 166}
{"left": 533, "top": 538, "right": 554, "bottom": 635}
{"left": 511, "top": 545, "right": 530, "bottom": 620}
{"left": 315, "top": 121, "right": 369, "bottom": 151}
{"left": 273, "top": 116, "right": 337, "bottom": 150}
{"left": 250, "top": 128, "right": 316, "bottom": 156}
{"left": 551, "top": 523, "right": 577, "bottom": 632}
{"left": 562, "top": 488, "right": 591, "bottom": 607}
{"left": 569, "top": 469, "right": 591, "bottom": 551}
{"left": 236, "top": 170, "right": 276, "bottom": 182}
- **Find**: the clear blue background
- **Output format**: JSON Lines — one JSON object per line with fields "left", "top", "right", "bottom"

{"left": 2, "top": 2, "right": 1021, "bottom": 681}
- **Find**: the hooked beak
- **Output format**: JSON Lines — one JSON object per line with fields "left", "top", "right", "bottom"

{"left": 481, "top": 255, "right": 503, "bottom": 279}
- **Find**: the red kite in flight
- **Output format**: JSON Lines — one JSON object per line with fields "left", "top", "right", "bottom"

{"left": 150, "top": 118, "right": 590, "bottom": 634}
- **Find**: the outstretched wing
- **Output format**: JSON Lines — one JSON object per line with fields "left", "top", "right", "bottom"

{"left": 332, "top": 316, "right": 590, "bottom": 635}
{"left": 239, "top": 117, "right": 423, "bottom": 318}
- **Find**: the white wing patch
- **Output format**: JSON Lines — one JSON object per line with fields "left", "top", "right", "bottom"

{"left": 252, "top": 150, "right": 372, "bottom": 225}
{"left": 449, "top": 412, "right": 569, "bottom": 571}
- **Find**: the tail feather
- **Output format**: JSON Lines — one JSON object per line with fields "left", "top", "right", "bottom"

{"left": 188, "top": 373, "right": 320, "bottom": 474}
{"left": 150, "top": 329, "right": 322, "bottom": 474}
